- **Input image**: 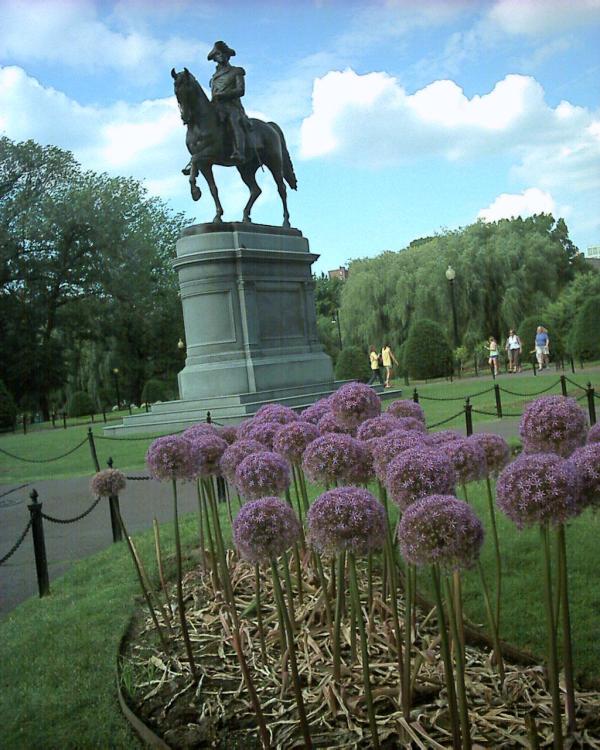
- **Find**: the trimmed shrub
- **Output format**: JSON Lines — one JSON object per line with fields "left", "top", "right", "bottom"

{"left": 67, "top": 390, "right": 95, "bottom": 418}
{"left": 404, "top": 319, "right": 453, "bottom": 379}
{"left": 335, "top": 346, "right": 370, "bottom": 382}
{"left": 141, "top": 378, "right": 170, "bottom": 404}
{"left": 0, "top": 380, "right": 17, "bottom": 430}
{"left": 570, "top": 296, "right": 600, "bottom": 361}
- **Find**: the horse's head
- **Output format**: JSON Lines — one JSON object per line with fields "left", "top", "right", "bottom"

{"left": 171, "top": 67, "right": 205, "bottom": 125}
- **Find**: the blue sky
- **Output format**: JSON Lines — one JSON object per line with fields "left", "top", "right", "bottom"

{"left": 1, "top": 0, "right": 599, "bottom": 273}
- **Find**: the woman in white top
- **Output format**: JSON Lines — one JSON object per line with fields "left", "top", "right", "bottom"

{"left": 505, "top": 329, "right": 522, "bottom": 373}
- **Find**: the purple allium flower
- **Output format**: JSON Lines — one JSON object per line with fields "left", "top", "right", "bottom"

{"left": 181, "top": 422, "right": 218, "bottom": 440}
{"left": 253, "top": 403, "right": 299, "bottom": 425}
{"left": 468, "top": 433, "right": 510, "bottom": 478}
{"left": 217, "top": 425, "right": 238, "bottom": 445}
{"left": 356, "top": 414, "right": 410, "bottom": 441}
{"left": 587, "top": 423, "right": 600, "bottom": 444}
{"left": 272, "top": 420, "right": 319, "bottom": 464}
{"left": 386, "top": 446, "right": 456, "bottom": 511}
{"left": 442, "top": 437, "right": 487, "bottom": 484}
{"left": 426, "top": 430, "right": 464, "bottom": 447}
{"left": 146, "top": 434, "right": 202, "bottom": 481}
{"left": 236, "top": 418, "right": 257, "bottom": 440}
{"left": 520, "top": 396, "right": 588, "bottom": 457}
{"left": 184, "top": 432, "right": 228, "bottom": 477}
{"left": 569, "top": 443, "right": 600, "bottom": 510}
{"left": 393, "top": 416, "right": 427, "bottom": 434}
{"left": 235, "top": 451, "right": 291, "bottom": 501}
{"left": 220, "top": 439, "right": 264, "bottom": 483}
{"left": 317, "top": 411, "right": 356, "bottom": 436}
{"left": 307, "top": 487, "right": 387, "bottom": 556}
{"left": 242, "top": 420, "right": 283, "bottom": 450}
{"left": 90, "top": 468, "right": 126, "bottom": 497}
{"left": 387, "top": 399, "right": 426, "bottom": 424}
{"left": 398, "top": 495, "right": 484, "bottom": 571}
{"left": 496, "top": 453, "right": 581, "bottom": 528}
{"left": 330, "top": 382, "right": 381, "bottom": 429}
{"left": 233, "top": 496, "right": 301, "bottom": 563}
{"left": 302, "top": 433, "right": 372, "bottom": 485}
{"left": 301, "top": 397, "right": 332, "bottom": 425}
{"left": 370, "top": 429, "right": 426, "bottom": 483}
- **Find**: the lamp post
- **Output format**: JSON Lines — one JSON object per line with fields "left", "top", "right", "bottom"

{"left": 112, "top": 368, "right": 121, "bottom": 409}
{"left": 177, "top": 338, "right": 186, "bottom": 356}
{"left": 331, "top": 311, "right": 343, "bottom": 349}
{"left": 445, "top": 265, "right": 459, "bottom": 347}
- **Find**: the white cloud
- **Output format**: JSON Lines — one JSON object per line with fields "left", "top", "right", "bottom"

{"left": 487, "top": 0, "right": 600, "bottom": 36}
{"left": 477, "top": 188, "right": 556, "bottom": 222}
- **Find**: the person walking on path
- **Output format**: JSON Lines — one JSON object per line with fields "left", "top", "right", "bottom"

{"left": 488, "top": 336, "right": 500, "bottom": 376}
{"left": 535, "top": 326, "right": 550, "bottom": 370}
{"left": 367, "top": 345, "right": 384, "bottom": 385}
{"left": 505, "top": 329, "right": 522, "bottom": 373}
{"left": 381, "top": 343, "right": 399, "bottom": 388}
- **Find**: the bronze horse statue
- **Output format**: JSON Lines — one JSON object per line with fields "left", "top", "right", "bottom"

{"left": 171, "top": 68, "right": 297, "bottom": 227}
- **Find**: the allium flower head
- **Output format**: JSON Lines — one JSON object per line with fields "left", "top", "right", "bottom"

{"left": 317, "top": 411, "right": 355, "bottom": 436}
{"left": 569, "top": 443, "right": 600, "bottom": 510}
{"left": 330, "top": 382, "right": 381, "bottom": 429}
{"left": 468, "top": 433, "right": 510, "bottom": 477}
{"left": 356, "top": 414, "right": 410, "bottom": 441}
{"left": 587, "top": 423, "right": 600, "bottom": 444}
{"left": 426, "top": 430, "right": 464, "bottom": 447}
{"left": 254, "top": 403, "right": 299, "bottom": 425}
{"left": 496, "top": 453, "right": 581, "bottom": 528}
{"left": 235, "top": 451, "right": 291, "bottom": 501}
{"left": 302, "top": 433, "right": 372, "bottom": 485}
{"left": 393, "top": 416, "right": 427, "bottom": 434}
{"left": 181, "top": 423, "right": 217, "bottom": 440}
{"left": 442, "top": 437, "right": 487, "bottom": 484}
{"left": 233, "top": 497, "right": 301, "bottom": 563}
{"left": 146, "top": 434, "right": 201, "bottom": 481}
{"left": 398, "top": 495, "right": 484, "bottom": 571}
{"left": 220, "top": 439, "right": 264, "bottom": 483}
{"left": 387, "top": 399, "right": 426, "bottom": 424}
{"left": 370, "top": 429, "right": 425, "bottom": 483}
{"left": 301, "top": 397, "right": 332, "bottom": 425}
{"left": 386, "top": 446, "right": 456, "bottom": 511}
{"left": 273, "top": 420, "right": 319, "bottom": 464}
{"left": 217, "top": 425, "right": 238, "bottom": 445}
{"left": 243, "top": 420, "right": 283, "bottom": 449}
{"left": 236, "top": 418, "right": 258, "bottom": 440}
{"left": 520, "top": 396, "right": 588, "bottom": 457}
{"left": 184, "top": 432, "right": 228, "bottom": 477}
{"left": 90, "top": 468, "right": 126, "bottom": 497}
{"left": 307, "top": 487, "right": 387, "bottom": 556}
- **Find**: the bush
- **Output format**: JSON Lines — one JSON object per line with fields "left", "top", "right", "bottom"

{"left": 141, "top": 378, "right": 170, "bottom": 404}
{"left": 517, "top": 315, "right": 545, "bottom": 352}
{"left": 570, "top": 296, "right": 600, "bottom": 361}
{"left": 404, "top": 319, "right": 453, "bottom": 379}
{"left": 335, "top": 346, "right": 370, "bottom": 382}
{"left": 0, "top": 380, "right": 17, "bottom": 430}
{"left": 67, "top": 390, "right": 96, "bottom": 418}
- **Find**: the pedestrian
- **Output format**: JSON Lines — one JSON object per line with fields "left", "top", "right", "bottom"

{"left": 367, "top": 345, "right": 384, "bottom": 385}
{"left": 381, "top": 343, "right": 399, "bottom": 388}
{"left": 535, "top": 326, "right": 550, "bottom": 370}
{"left": 505, "top": 329, "right": 522, "bottom": 373}
{"left": 488, "top": 336, "right": 500, "bottom": 376}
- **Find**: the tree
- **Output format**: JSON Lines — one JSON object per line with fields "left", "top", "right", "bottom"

{"left": 334, "top": 346, "right": 370, "bottom": 382}
{"left": 570, "top": 297, "right": 600, "bottom": 361}
{"left": 404, "top": 319, "right": 453, "bottom": 379}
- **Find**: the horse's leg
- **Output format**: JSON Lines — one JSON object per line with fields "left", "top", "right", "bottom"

{"left": 189, "top": 156, "right": 201, "bottom": 202}
{"left": 237, "top": 165, "right": 262, "bottom": 223}
{"left": 268, "top": 164, "right": 290, "bottom": 228}
{"left": 199, "top": 163, "right": 223, "bottom": 222}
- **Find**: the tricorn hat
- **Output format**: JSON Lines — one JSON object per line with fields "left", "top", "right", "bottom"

{"left": 207, "top": 41, "right": 236, "bottom": 61}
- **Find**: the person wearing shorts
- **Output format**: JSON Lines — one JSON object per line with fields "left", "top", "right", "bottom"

{"left": 381, "top": 343, "right": 398, "bottom": 388}
{"left": 488, "top": 337, "right": 499, "bottom": 376}
{"left": 535, "top": 326, "right": 550, "bottom": 369}
{"left": 505, "top": 329, "right": 522, "bottom": 373}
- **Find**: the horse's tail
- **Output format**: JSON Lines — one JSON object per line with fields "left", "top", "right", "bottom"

{"left": 268, "top": 122, "right": 297, "bottom": 190}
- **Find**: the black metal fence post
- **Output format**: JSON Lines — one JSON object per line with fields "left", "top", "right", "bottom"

{"left": 494, "top": 384, "right": 503, "bottom": 419}
{"left": 560, "top": 375, "right": 568, "bottom": 397}
{"left": 404, "top": 370, "right": 409, "bottom": 387}
{"left": 28, "top": 490, "right": 50, "bottom": 597}
{"left": 88, "top": 427, "right": 100, "bottom": 472}
{"left": 570, "top": 356, "right": 575, "bottom": 374}
{"left": 90, "top": 413, "right": 94, "bottom": 423}
{"left": 464, "top": 398, "right": 473, "bottom": 436}
{"left": 62, "top": 412, "right": 67, "bottom": 429}
{"left": 22, "top": 414, "right": 27, "bottom": 435}
{"left": 206, "top": 411, "right": 212, "bottom": 423}
{"left": 106, "top": 457, "right": 123, "bottom": 543}
{"left": 102, "top": 407, "right": 107, "bottom": 423}
{"left": 532, "top": 357, "right": 537, "bottom": 376}
{"left": 51, "top": 412, "right": 56, "bottom": 428}
{"left": 586, "top": 383, "right": 597, "bottom": 425}
{"left": 412, "top": 389, "right": 419, "bottom": 404}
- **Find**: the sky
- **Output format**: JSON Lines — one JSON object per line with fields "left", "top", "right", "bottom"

{"left": 1, "top": 0, "right": 599, "bottom": 273}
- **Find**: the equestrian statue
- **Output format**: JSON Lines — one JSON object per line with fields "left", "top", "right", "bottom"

{"left": 172, "top": 41, "right": 297, "bottom": 227}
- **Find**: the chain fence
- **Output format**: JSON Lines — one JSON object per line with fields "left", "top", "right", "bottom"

{"left": 0, "top": 519, "right": 32, "bottom": 565}
{"left": 40, "top": 495, "right": 103, "bottom": 525}
{"left": 0, "top": 437, "right": 88, "bottom": 463}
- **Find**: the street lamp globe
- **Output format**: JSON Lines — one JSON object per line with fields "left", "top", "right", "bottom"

{"left": 445, "top": 264, "right": 456, "bottom": 282}
{"left": 177, "top": 338, "right": 185, "bottom": 350}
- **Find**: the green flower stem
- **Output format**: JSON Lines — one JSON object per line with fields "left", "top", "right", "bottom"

{"left": 557, "top": 524, "right": 576, "bottom": 734}
{"left": 403, "top": 562, "right": 414, "bottom": 719}
{"left": 477, "top": 561, "right": 505, "bottom": 682}
{"left": 431, "top": 564, "right": 461, "bottom": 750}
{"left": 235, "top": 489, "right": 242, "bottom": 509}
{"left": 383, "top": 531, "right": 407, "bottom": 715}
{"left": 281, "top": 552, "right": 297, "bottom": 626}
{"left": 297, "top": 466, "right": 310, "bottom": 513}
{"left": 348, "top": 552, "right": 381, "bottom": 750}
{"left": 333, "top": 551, "right": 346, "bottom": 683}
{"left": 254, "top": 563, "right": 268, "bottom": 663}
{"left": 452, "top": 570, "right": 466, "bottom": 662}
{"left": 315, "top": 553, "right": 333, "bottom": 632}
{"left": 367, "top": 553, "right": 374, "bottom": 613}
{"left": 171, "top": 478, "right": 198, "bottom": 682}
{"left": 485, "top": 476, "right": 502, "bottom": 628}
{"left": 224, "top": 481, "right": 233, "bottom": 528}
{"left": 444, "top": 575, "right": 472, "bottom": 750}
{"left": 541, "top": 523, "right": 564, "bottom": 750}
{"left": 461, "top": 482, "right": 469, "bottom": 504}
{"left": 195, "top": 480, "right": 207, "bottom": 570}
{"left": 270, "top": 560, "right": 313, "bottom": 749}
{"left": 293, "top": 542, "right": 304, "bottom": 605}
{"left": 350, "top": 586, "right": 357, "bottom": 663}
{"left": 152, "top": 518, "right": 174, "bottom": 625}
{"left": 200, "top": 480, "right": 221, "bottom": 592}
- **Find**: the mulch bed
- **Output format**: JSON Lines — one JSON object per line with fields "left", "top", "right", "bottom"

{"left": 120, "top": 551, "right": 600, "bottom": 748}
